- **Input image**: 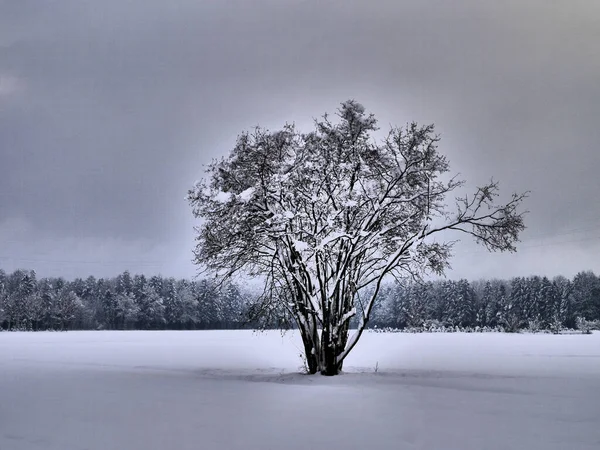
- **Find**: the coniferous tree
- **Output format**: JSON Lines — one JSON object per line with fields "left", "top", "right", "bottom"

{"left": 54, "top": 288, "right": 83, "bottom": 330}
{"left": 553, "top": 276, "right": 574, "bottom": 329}
{"left": 102, "top": 289, "right": 118, "bottom": 330}
{"left": 572, "top": 271, "right": 600, "bottom": 321}
{"left": 177, "top": 279, "right": 198, "bottom": 329}
{"left": 163, "top": 277, "right": 181, "bottom": 328}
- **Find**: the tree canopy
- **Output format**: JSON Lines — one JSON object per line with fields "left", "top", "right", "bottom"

{"left": 188, "top": 100, "right": 527, "bottom": 375}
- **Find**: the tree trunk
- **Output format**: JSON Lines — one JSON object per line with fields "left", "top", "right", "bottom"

{"left": 297, "top": 316, "right": 320, "bottom": 374}
{"left": 319, "top": 328, "right": 345, "bottom": 376}
{"left": 294, "top": 293, "right": 354, "bottom": 376}
{"left": 302, "top": 337, "right": 319, "bottom": 374}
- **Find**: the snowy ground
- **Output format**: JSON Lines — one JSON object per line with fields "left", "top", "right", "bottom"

{"left": 1, "top": 331, "right": 600, "bottom": 450}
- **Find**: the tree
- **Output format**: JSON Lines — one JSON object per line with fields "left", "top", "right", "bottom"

{"left": 102, "top": 289, "right": 118, "bottom": 330}
{"left": 53, "top": 288, "right": 83, "bottom": 330}
{"left": 572, "top": 271, "right": 600, "bottom": 321}
{"left": 477, "top": 280, "right": 495, "bottom": 327}
{"left": 115, "top": 292, "right": 138, "bottom": 329}
{"left": 135, "top": 285, "right": 165, "bottom": 330}
{"left": 402, "top": 282, "right": 432, "bottom": 328}
{"left": 553, "top": 275, "right": 574, "bottom": 329}
{"left": 220, "top": 282, "right": 245, "bottom": 328}
{"left": 502, "top": 277, "right": 526, "bottom": 332}
{"left": 163, "top": 277, "right": 181, "bottom": 328}
{"left": 5, "top": 270, "right": 38, "bottom": 330}
{"left": 0, "top": 269, "right": 6, "bottom": 329}
{"left": 116, "top": 271, "right": 133, "bottom": 296}
{"left": 453, "top": 279, "right": 476, "bottom": 328}
{"left": 190, "top": 101, "right": 527, "bottom": 374}
{"left": 177, "top": 279, "right": 199, "bottom": 329}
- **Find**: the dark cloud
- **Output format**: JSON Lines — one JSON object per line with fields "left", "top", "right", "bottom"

{"left": 1, "top": 0, "right": 599, "bottom": 279}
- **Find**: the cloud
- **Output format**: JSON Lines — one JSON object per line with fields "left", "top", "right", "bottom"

{"left": 0, "top": 74, "right": 22, "bottom": 96}
{"left": 0, "top": 0, "right": 599, "bottom": 280}
{"left": 0, "top": 217, "right": 195, "bottom": 280}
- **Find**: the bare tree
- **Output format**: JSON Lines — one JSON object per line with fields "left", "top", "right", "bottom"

{"left": 188, "top": 100, "right": 527, "bottom": 375}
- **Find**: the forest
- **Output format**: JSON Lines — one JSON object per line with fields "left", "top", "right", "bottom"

{"left": 1, "top": 268, "right": 599, "bottom": 333}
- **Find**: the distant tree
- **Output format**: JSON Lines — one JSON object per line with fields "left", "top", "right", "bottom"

{"left": 478, "top": 280, "right": 497, "bottom": 327}
{"left": 69, "top": 278, "right": 87, "bottom": 298}
{"left": 455, "top": 279, "right": 476, "bottom": 328}
{"left": 6, "top": 270, "right": 38, "bottom": 330}
{"left": 384, "top": 284, "right": 407, "bottom": 329}
{"left": 493, "top": 281, "right": 509, "bottom": 328}
{"left": 553, "top": 276, "right": 574, "bottom": 329}
{"left": 116, "top": 271, "right": 133, "bottom": 296}
{"left": 369, "top": 283, "right": 402, "bottom": 328}
{"left": 438, "top": 280, "right": 457, "bottom": 326}
{"left": 135, "top": 285, "right": 165, "bottom": 329}
{"left": 572, "top": 271, "right": 600, "bottom": 321}
{"left": 115, "top": 292, "right": 138, "bottom": 329}
{"left": 176, "top": 280, "right": 198, "bottom": 329}
{"left": 499, "top": 278, "right": 524, "bottom": 332}
{"left": 427, "top": 281, "right": 446, "bottom": 325}
{"left": 163, "top": 278, "right": 181, "bottom": 328}
{"left": 149, "top": 276, "right": 163, "bottom": 297}
{"left": 189, "top": 100, "right": 527, "bottom": 374}
{"left": 535, "top": 276, "right": 557, "bottom": 330}
{"left": 403, "top": 282, "right": 432, "bottom": 328}
{"left": 220, "top": 283, "right": 245, "bottom": 328}
{"left": 102, "top": 289, "right": 118, "bottom": 330}
{"left": 53, "top": 289, "right": 83, "bottom": 330}
{"left": 133, "top": 274, "right": 147, "bottom": 297}
{"left": 196, "top": 279, "right": 219, "bottom": 329}
{"left": 36, "top": 279, "right": 55, "bottom": 330}
{"left": 0, "top": 269, "right": 6, "bottom": 329}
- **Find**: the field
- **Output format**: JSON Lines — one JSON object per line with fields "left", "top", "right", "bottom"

{"left": 2, "top": 330, "right": 600, "bottom": 450}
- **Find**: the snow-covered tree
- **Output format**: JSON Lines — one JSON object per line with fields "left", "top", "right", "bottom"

{"left": 177, "top": 280, "right": 199, "bottom": 329}
{"left": 53, "top": 289, "right": 83, "bottom": 330}
{"left": 526, "top": 276, "right": 543, "bottom": 330}
{"left": 453, "top": 279, "right": 476, "bottom": 328}
{"left": 553, "top": 275, "right": 574, "bottom": 329}
{"left": 116, "top": 271, "right": 133, "bottom": 296}
{"left": 369, "top": 283, "right": 404, "bottom": 328}
{"left": 135, "top": 285, "right": 165, "bottom": 329}
{"left": 403, "top": 282, "right": 433, "bottom": 328}
{"left": 483, "top": 280, "right": 507, "bottom": 328}
{"left": 149, "top": 276, "right": 163, "bottom": 297}
{"left": 163, "top": 277, "right": 181, "bottom": 328}
{"left": 5, "top": 270, "right": 38, "bottom": 330}
{"left": 572, "top": 271, "right": 600, "bottom": 321}
{"left": 0, "top": 269, "right": 7, "bottom": 329}
{"left": 219, "top": 282, "right": 245, "bottom": 328}
{"left": 102, "top": 289, "right": 118, "bottom": 330}
{"left": 536, "top": 276, "right": 557, "bottom": 329}
{"left": 477, "top": 280, "right": 496, "bottom": 327}
{"left": 115, "top": 292, "right": 138, "bottom": 329}
{"left": 188, "top": 100, "right": 527, "bottom": 374}
{"left": 501, "top": 277, "right": 525, "bottom": 332}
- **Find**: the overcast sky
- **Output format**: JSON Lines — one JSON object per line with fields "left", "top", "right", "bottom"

{"left": 1, "top": 0, "right": 599, "bottom": 281}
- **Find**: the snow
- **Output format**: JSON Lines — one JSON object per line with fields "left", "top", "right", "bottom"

{"left": 213, "top": 191, "right": 233, "bottom": 203}
{"left": 238, "top": 187, "right": 255, "bottom": 202}
{"left": 1, "top": 331, "right": 600, "bottom": 450}
{"left": 293, "top": 239, "right": 310, "bottom": 251}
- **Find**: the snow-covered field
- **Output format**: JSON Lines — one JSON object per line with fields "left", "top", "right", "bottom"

{"left": 1, "top": 331, "right": 600, "bottom": 450}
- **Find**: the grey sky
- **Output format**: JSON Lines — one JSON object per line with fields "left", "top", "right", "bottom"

{"left": 1, "top": 0, "right": 599, "bottom": 281}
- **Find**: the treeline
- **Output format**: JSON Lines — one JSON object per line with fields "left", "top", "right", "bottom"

{"left": 0, "top": 269, "right": 254, "bottom": 331}
{"left": 369, "top": 272, "right": 600, "bottom": 332}
{"left": 1, "top": 268, "right": 599, "bottom": 332}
